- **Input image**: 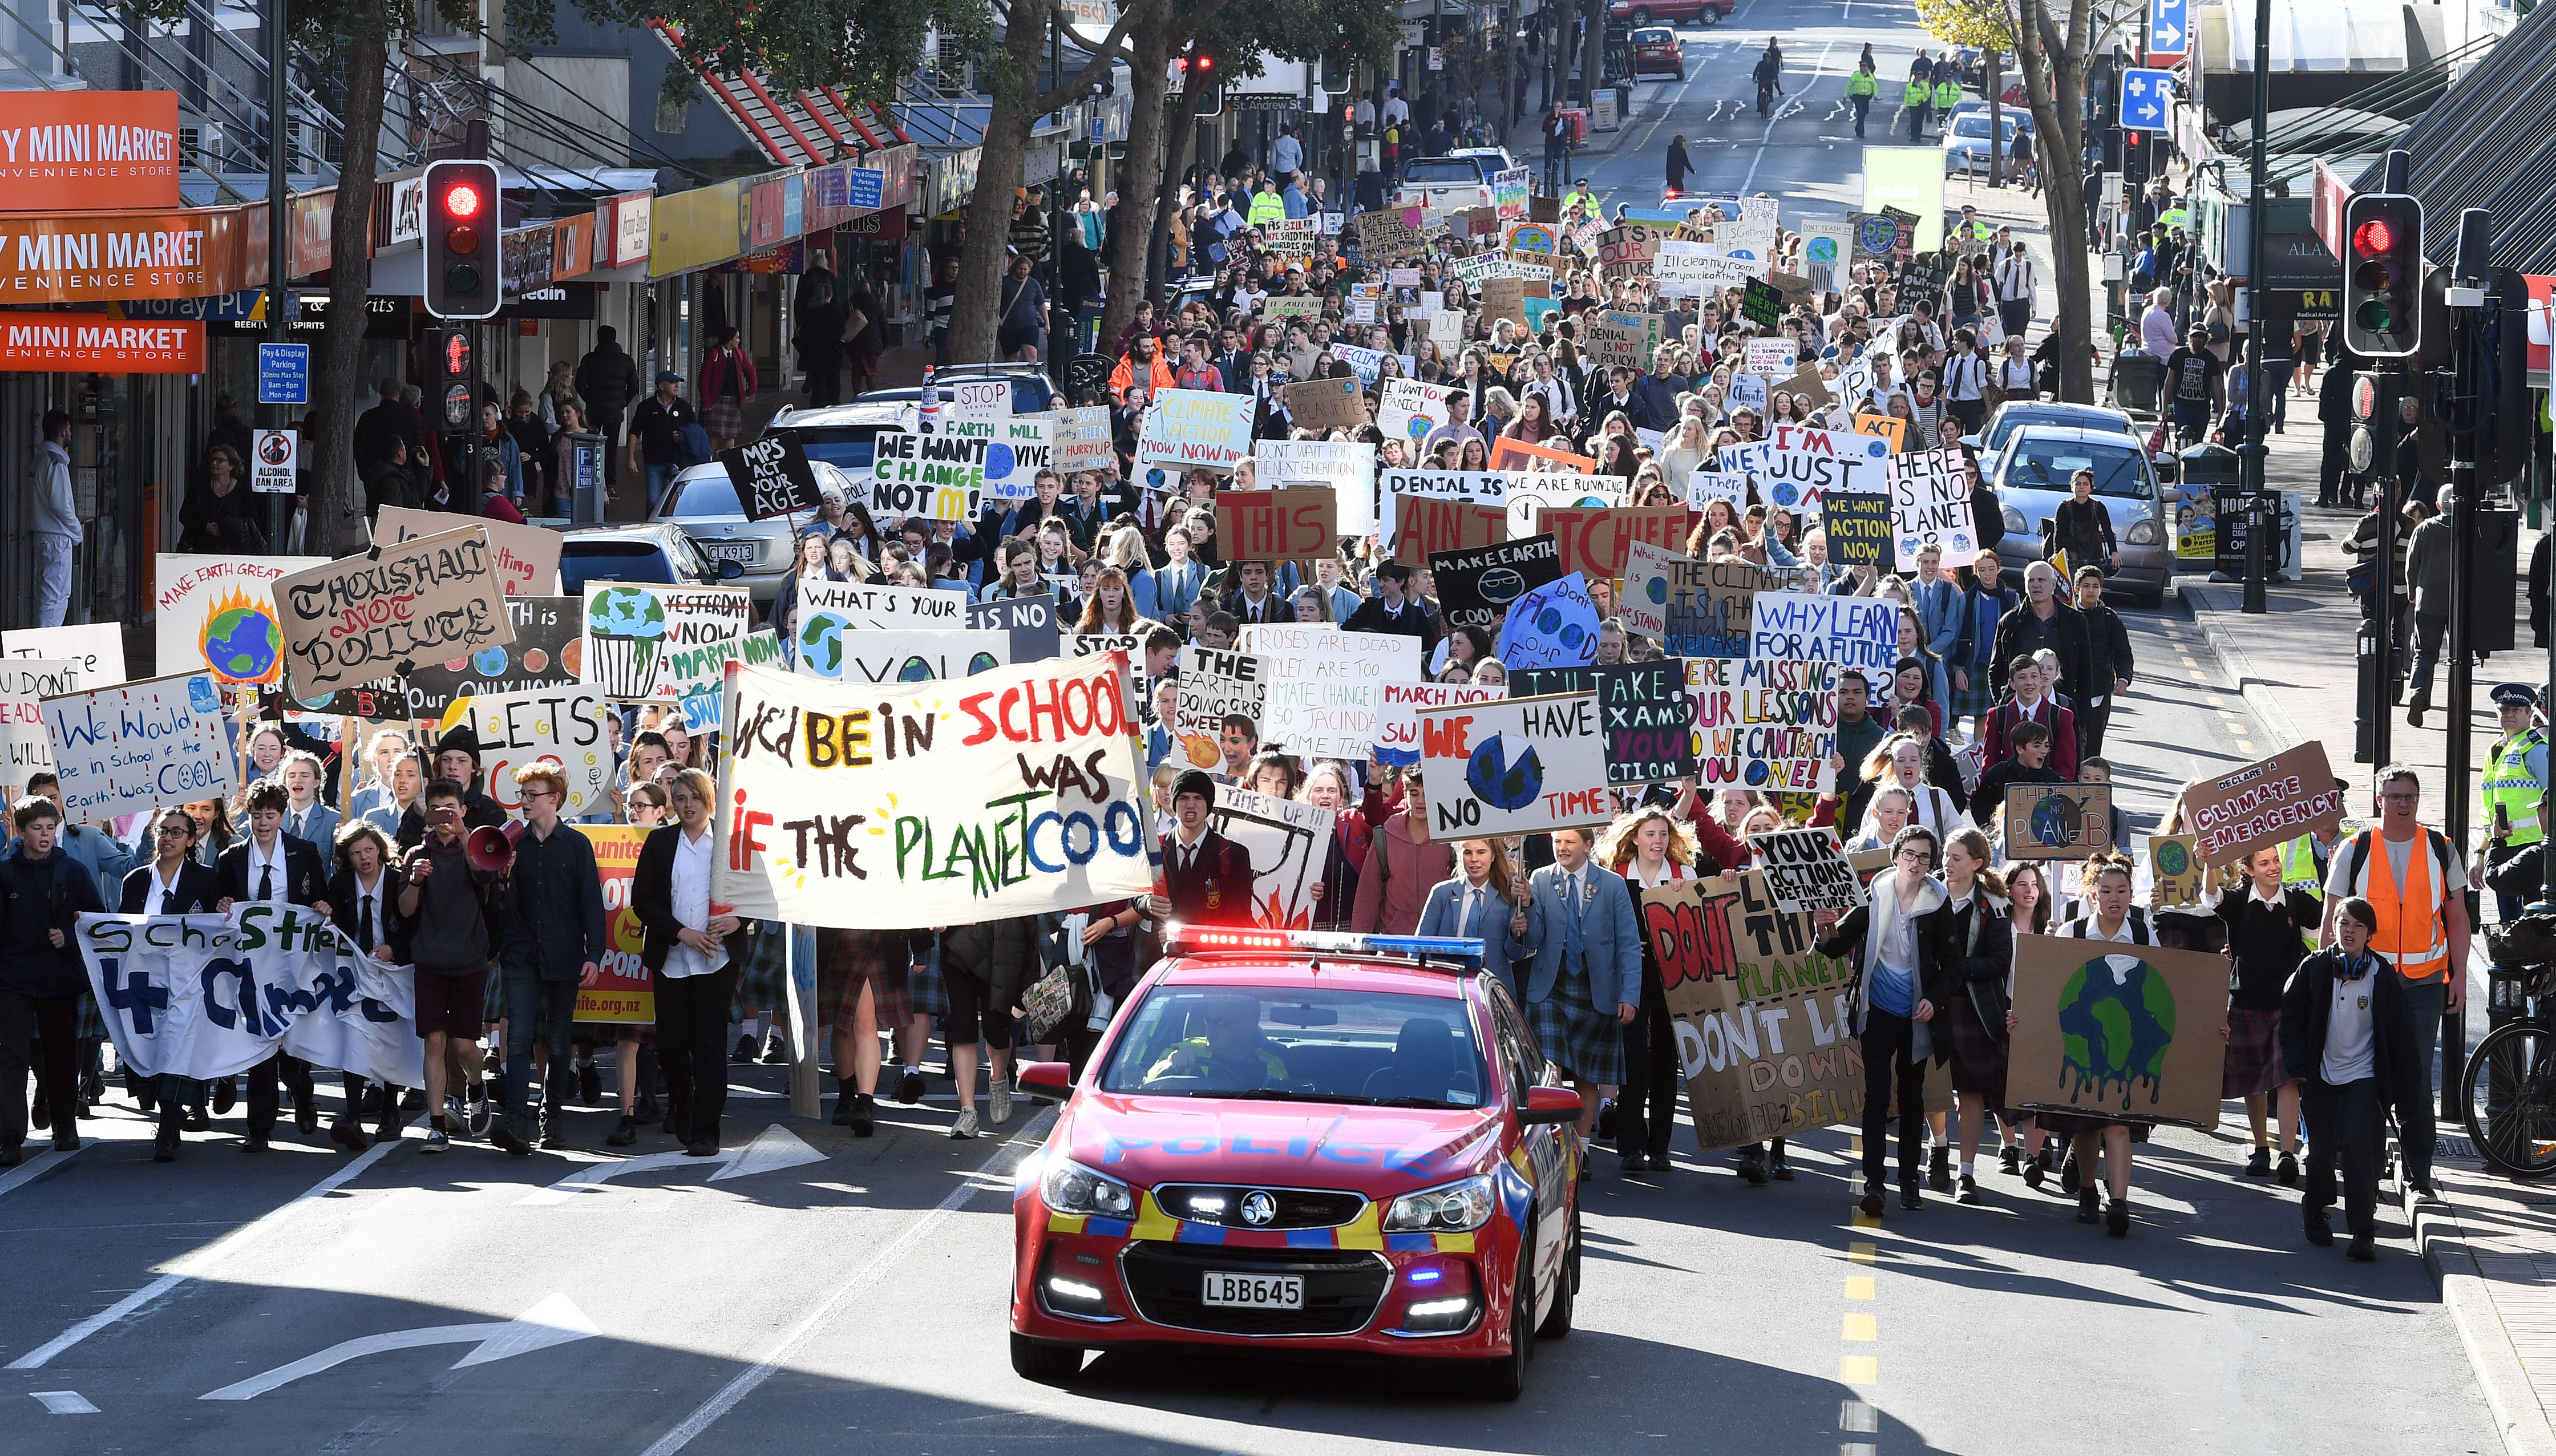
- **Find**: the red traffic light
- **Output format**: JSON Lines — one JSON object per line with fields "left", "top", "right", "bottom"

{"left": 443, "top": 182, "right": 484, "bottom": 219}
{"left": 444, "top": 332, "right": 471, "bottom": 374}
{"left": 2352, "top": 217, "right": 2395, "bottom": 256}
{"left": 1195, "top": 54, "right": 1212, "bottom": 70}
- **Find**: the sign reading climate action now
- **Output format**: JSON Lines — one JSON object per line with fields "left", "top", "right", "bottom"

{"left": 713, "top": 656, "right": 1154, "bottom": 928}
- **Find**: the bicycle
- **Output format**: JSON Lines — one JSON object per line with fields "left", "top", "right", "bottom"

{"left": 2458, "top": 915, "right": 2556, "bottom": 1178}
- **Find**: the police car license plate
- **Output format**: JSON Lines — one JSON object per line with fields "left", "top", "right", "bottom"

{"left": 1200, "top": 1272, "right": 1302, "bottom": 1309}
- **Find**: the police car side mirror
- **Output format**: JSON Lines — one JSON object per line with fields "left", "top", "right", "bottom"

{"left": 1517, "top": 1085, "right": 1583, "bottom": 1126}
{"left": 1020, "top": 1061, "right": 1075, "bottom": 1098}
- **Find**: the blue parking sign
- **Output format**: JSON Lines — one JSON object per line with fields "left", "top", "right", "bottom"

{"left": 257, "top": 342, "right": 309, "bottom": 406}
{"left": 2147, "top": 0, "right": 2188, "bottom": 59}
{"left": 2120, "top": 68, "right": 2174, "bottom": 133}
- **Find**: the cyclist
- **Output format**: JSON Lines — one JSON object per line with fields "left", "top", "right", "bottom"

{"left": 1754, "top": 39, "right": 1784, "bottom": 118}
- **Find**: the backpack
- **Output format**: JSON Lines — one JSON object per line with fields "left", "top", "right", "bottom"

{"left": 674, "top": 420, "right": 714, "bottom": 467}
{"left": 2339, "top": 827, "right": 2453, "bottom": 906}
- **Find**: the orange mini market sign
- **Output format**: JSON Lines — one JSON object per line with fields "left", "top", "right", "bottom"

{"left": 0, "top": 318, "right": 204, "bottom": 373}
{"left": 0, "top": 92, "right": 180, "bottom": 212}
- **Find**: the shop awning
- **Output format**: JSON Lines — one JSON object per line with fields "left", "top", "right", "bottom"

{"left": 2351, "top": 2, "right": 2556, "bottom": 277}
{"left": 649, "top": 21, "right": 904, "bottom": 169}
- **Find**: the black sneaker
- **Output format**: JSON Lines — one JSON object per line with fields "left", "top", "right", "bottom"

{"left": 896, "top": 1068, "right": 925, "bottom": 1105}
{"left": 1737, "top": 1151, "right": 1769, "bottom": 1186}
{"left": 606, "top": 1117, "right": 640, "bottom": 1148}
{"left": 2277, "top": 1152, "right": 2300, "bottom": 1186}
{"left": 329, "top": 1119, "right": 370, "bottom": 1154}
{"left": 152, "top": 1127, "right": 180, "bottom": 1163}
{"left": 488, "top": 1121, "right": 533, "bottom": 1157}
{"left": 1899, "top": 1183, "right": 1922, "bottom": 1211}
{"left": 2076, "top": 1187, "right": 2101, "bottom": 1224}
{"left": 1768, "top": 1147, "right": 1794, "bottom": 1181}
{"left": 540, "top": 1122, "right": 568, "bottom": 1151}
{"left": 1958, "top": 1174, "right": 1980, "bottom": 1205}
{"left": 2304, "top": 1204, "right": 2335, "bottom": 1246}
{"left": 733, "top": 1035, "right": 759, "bottom": 1064}
{"left": 2105, "top": 1198, "right": 2130, "bottom": 1237}
{"left": 1927, "top": 1146, "right": 1951, "bottom": 1192}
{"left": 2347, "top": 1232, "right": 2377, "bottom": 1261}
{"left": 850, "top": 1093, "right": 876, "bottom": 1138}
{"left": 761, "top": 1034, "right": 789, "bottom": 1065}
{"left": 578, "top": 1062, "right": 602, "bottom": 1106}
{"left": 1999, "top": 1146, "right": 2021, "bottom": 1176}
{"left": 1859, "top": 1180, "right": 1885, "bottom": 1217}
{"left": 401, "top": 1087, "right": 428, "bottom": 1112}
{"left": 294, "top": 1101, "right": 320, "bottom": 1137}
{"left": 2060, "top": 1149, "right": 2083, "bottom": 1195}
{"left": 831, "top": 1094, "right": 856, "bottom": 1126}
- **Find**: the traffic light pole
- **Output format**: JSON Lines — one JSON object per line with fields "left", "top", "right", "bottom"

{"left": 2239, "top": 0, "right": 2270, "bottom": 616}
{"left": 263, "top": 0, "right": 292, "bottom": 551}
{"left": 2441, "top": 208, "right": 2493, "bottom": 1122}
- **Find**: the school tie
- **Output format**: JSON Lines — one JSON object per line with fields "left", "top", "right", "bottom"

{"left": 258, "top": 862, "right": 274, "bottom": 903}
{"left": 1463, "top": 886, "right": 1481, "bottom": 935}
{"left": 1563, "top": 873, "right": 1584, "bottom": 960}
{"left": 160, "top": 885, "right": 178, "bottom": 914}
{"left": 358, "top": 892, "right": 374, "bottom": 951}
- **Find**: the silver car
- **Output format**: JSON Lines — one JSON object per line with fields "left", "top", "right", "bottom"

{"left": 649, "top": 459, "right": 860, "bottom": 604}
{"left": 1989, "top": 426, "right": 2171, "bottom": 605}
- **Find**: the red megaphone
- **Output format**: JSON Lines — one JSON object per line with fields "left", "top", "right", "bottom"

{"left": 466, "top": 819, "right": 525, "bottom": 874}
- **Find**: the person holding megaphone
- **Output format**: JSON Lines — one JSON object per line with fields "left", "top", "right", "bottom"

{"left": 399, "top": 777, "right": 517, "bottom": 1156}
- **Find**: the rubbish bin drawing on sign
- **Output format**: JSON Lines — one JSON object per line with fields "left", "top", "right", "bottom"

{"left": 585, "top": 587, "right": 668, "bottom": 698}
{"left": 2057, "top": 952, "right": 2178, "bottom": 1113}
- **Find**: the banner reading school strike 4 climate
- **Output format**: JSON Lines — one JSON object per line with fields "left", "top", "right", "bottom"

{"left": 714, "top": 656, "right": 1154, "bottom": 928}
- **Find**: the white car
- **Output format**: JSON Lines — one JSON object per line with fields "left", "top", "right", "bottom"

{"left": 1393, "top": 148, "right": 1523, "bottom": 214}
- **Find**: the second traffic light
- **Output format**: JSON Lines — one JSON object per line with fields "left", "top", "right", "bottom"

{"left": 424, "top": 159, "right": 500, "bottom": 321}
{"left": 2343, "top": 192, "right": 2424, "bottom": 359}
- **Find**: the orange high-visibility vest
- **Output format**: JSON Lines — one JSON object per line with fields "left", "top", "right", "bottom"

{"left": 2350, "top": 827, "right": 2453, "bottom": 980}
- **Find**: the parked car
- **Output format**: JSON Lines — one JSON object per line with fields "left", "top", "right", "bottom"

{"left": 557, "top": 522, "right": 743, "bottom": 597}
{"left": 1989, "top": 426, "right": 2172, "bottom": 604}
{"left": 757, "top": 399, "right": 913, "bottom": 481}
{"left": 1631, "top": 27, "right": 1685, "bottom": 79}
{"left": 1942, "top": 110, "right": 2023, "bottom": 175}
{"left": 1393, "top": 148, "right": 1523, "bottom": 214}
{"left": 647, "top": 459, "right": 862, "bottom": 605}
{"left": 1607, "top": 0, "right": 1730, "bottom": 23}
{"left": 1962, "top": 400, "right": 2141, "bottom": 483}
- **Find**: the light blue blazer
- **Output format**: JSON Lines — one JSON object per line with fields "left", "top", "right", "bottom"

{"left": 287, "top": 803, "right": 341, "bottom": 853}
{"left": 1518, "top": 862, "right": 1643, "bottom": 1012}
{"left": 1415, "top": 876, "right": 1534, "bottom": 1001}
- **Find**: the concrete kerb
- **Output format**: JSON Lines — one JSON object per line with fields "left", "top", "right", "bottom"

{"left": 2415, "top": 1192, "right": 2556, "bottom": 1456}
{"left": 2172, "top": 580, "right": 2308, "bottom": 752}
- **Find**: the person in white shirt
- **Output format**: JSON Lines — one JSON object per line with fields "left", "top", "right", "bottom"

{"left": 634, "top": 768, "right": 746, "bottom": 1158}
{"left": 326, "top": 822, "right": 409, "bottom": 1154}
{"left": 1993, "top": 242, "right": 2036, "bottom": 341}
{"left": 280, "top": 749, "right": 340, "bottom": 851}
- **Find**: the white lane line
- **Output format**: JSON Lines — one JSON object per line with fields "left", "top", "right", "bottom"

{"left": 31, "top": 1390, "right": 98, "bottom": 1414}
{"left": 638, "top": 1109, "right": 1056, "bottom": 1456}
{"left": 0, "top": 1143, "right": 82, "bottom": 1200}
{"left": 7, "top": 1121, "right": 413, "bottom": 1370}
{"left": 1740, "top": 36, "right": 1835, "bottom": 194}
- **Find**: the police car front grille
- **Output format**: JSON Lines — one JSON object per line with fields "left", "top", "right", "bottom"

{"left": 1153, "top": 1184, "right": 1368, "bottom": 1229}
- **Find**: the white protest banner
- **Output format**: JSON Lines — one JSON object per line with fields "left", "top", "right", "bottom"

{"left": 3, "top": 623, "right": 124, "bottom": 685}
{"left": 1428, "top": 309, "right": 1466, "bottom": 350}
{"left": 948, "top": 411, "right": 1055, "bottom": 501}
{"left": 1747, "top": 592, "right": 1898, "bottom": 682}
{"left": 43, "top": 670, "right": 234, "bottom": 824}
{"left": 1713, "top": 213, "right": 1778, "bottom": 267}
{"left": 1137, "top": 388, "right": 1255, "bottom": 474}
{"left": 1750, "top": 828, "right": 1861, "bottom": 913}
{"left": 579, "top": 583, "right": 755, "bottom": 704}
{"left": 1378, "top": 378, "right": 1457, "bottom": 443}
{"left": 1054, "top": 406, "right": 1117, "bottom": 475}
{"left": 1688, "top": 656, "right": 1839, "bottom": 792}
{"left": 373, "top": 504, "right": 561, "bottom": 597}
{"left": 1377, "top": 468, "right": 1508, "bottom": 548}
{"left": 0, "top": 658, "right": 78, "bottom": 778}
{"left": 270, "top": 525, "right": 513, "bottom": 699}
{"left": 714, "top": 656, "right": 1153, "bottom": 928}
{"left": 804, "top": 628, "right": 1009, "bottom": 684}
{"left": 1745, "top": 338, "right": 1799, "bottom": 376}
{"left": 1328, "top": 342, "right": 1388, "bottom": 384}
{"left": 1209, "top": 784, "right": 1337, "bottom": 930}
{"left": 869, "top": 430, "right": 987, "bottom": 521}
{"left": 946, "top": 377, "right": 1012, "bottom": 423}
{"left": 1235, "top": 624, "right": 1423, "bottom": 759}
{"left": 1757, "top": 423, "right": 1895, "bottom": 513}
{"left": 454, "top": 685, "right": 613, "bottom": 819}
{"left": 1686, "top": 469, "right": 1749, "bottom": 515}
{"left": 1415, "top": 690, "right": 1612, "bottom": 836}
{"left": 155, "top": 553, "right": 327, "bottom": 689}
{"left": 1727, "top": 374, "right": 1768, "bottom": 413}
{"left": 1171, "top": 646, "right": 1268, "bottom": 769}
{"left": 79, "top": 906, "right": 423, "bottom": 1087}
{"left": 1376, "top": 680, "right": 1505, "bottom": 766}
{"left": 1505, "top": 473, "right": 1621, "bottom": 538}
{"left": 1257, "top": 441, "right": 1380, "bottom": 536}
{"left": 1888, "top": 446, "right": 1980, "bottom": 567}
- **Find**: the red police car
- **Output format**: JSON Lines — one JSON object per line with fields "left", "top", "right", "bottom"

{"left": 1009, "top": 928, "right": 1587, "bottom": 1399}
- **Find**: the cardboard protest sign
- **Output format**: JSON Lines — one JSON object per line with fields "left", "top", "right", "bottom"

{"left": 1479, "top": 276, "right": 1535, "bottom": 327}
{"left": 1378, "top": 378, "right": 1457, "bottom": 443}
{"left": 155, "top": 553, "right": 328, "bottom": 689}
{"left": 579, "top": 583, "right": 755, "bottom": 704}
{"left": 79, "top": 906, "right": 422, "bottom": 1087}
{"left": 2, "top": 623, "right": 123, "bottom": 686}
{"left": 1510, "top": 662, "right": 1697, "bottom": 784}
{"left": 968, "top": 594, "right": 1062, "bottom": 664}
{"left": 0, "top": 658, "right": 77, "bottom": 777}
{"left": 1053, "top": 407, "right": 1117, "bottom": 475}
{"left": 1850, "top": 208, "right": 1915, "bottom": 262}
{"left": 1851, "top": 412, "right": 1907, "bottom": 452}
{"left": 1750, "top": 828, "right": 1861, "bottom": 913}
{"left": 1685, "top": 469, "right": 1749, "bottom": 515}
{"left": 373, "top": 505, "right": 560, "bottom": 597}
{"left": 572, "top": 825, "right": 653, "bottom": 1024}
{"left": 713, "top": 656, "right": 1153, "bottom": 928}
{"left": 1580, "top": 310, "right": 1663, "bottom": 372}
{"left": 1415, "top": 690, "right": 1612, "bottom": 836}
{"left": 1257, "top": 442, "right": 1377, "bottom": 535}
{"left": 2004, "top": 934, "right": 2230, "bottom": 1130}
{"left": 719, "top": 435, "right": 824, "bottom": 520}
{"left": 1263, "top": 295, "right": 1324, "bottom": 320}
{"left": 1689, "top": 656, "right": 1839, "bottom": 792}
{"left": 42, "top": 671, "right": 235, "bottom": 824}
{"left": 1538, "top": 504, "right": 1689, "bottom": 581}
{"left": 1758, "top": 423, "right": 1895, "bottom": 513}
{"left": 1356, "top": 209, "right": 1423, "bottom": 257}
{"left": 869, "top": 430, "right": 986, "bottom": 521}
{"left": 1781, "top": 363, "right": 1835, "bottom": 411}
{"left": 453, "top": 685, "right": 613, "bottom": 819}
{"left": 1822, "top": 491, "right": 1895, "bottom": 568}
{"left": 1650, "top": 555, "right": 1787, "bottom": 659}
{"left": 1283, "top": 377, "right": 1369, "bottom": 430}
{"left": 1497, "top": 574, "right": 1600, "bottom": 670}
{"left": 1377, "top": 680, "right": 1506, "bottom": 766}
{"left": 1209, "top": 784, "right": 1336, "bottom": 930}
{"left": 2183, "top": 742, "right": 2346, "bottom": 867}
{"left": 1656, "top": 871, "right": 1866, "bottom": 1151}
{"left": 1594, "top": 222, "right": 1667, "bottom": 282}
{"left": 1380, "top": 468, "right": 1507, "bottom": 564}
{"left": 1888, "top": 446, "right": 1979, "bottom": 567}
{"left": 1432, "top": 535, "right": 1564, "bottom": 636}
{"left": 1171, "top": 646, "right": 1269, "bottom": 769}
{"left": 799, "top": 628, "right": 1008, "bottom": 684}
{"left": 1617, "top": 539, "right": 1681, "bottom": 641}
{"left": 1655, "top": 246, "right": 1760, "bottom": 297}
{"left": 269, "top": 525, "right": 512, "bottom": 699}
{"left": 1137, "top": 388, "right": 1255, "bottom": 474}
{"left": 1235, "top": 624, "right": 1423, "bottom": 758}
{"left": 1488, "top": 436, "right": 1598, "bottom": 474}
{"left": 1748, "top": 592, "right": 1897, "bottom": 680}
{"left": 1216, "top": 489, "right": 1337, "bottom": 561}
{"left": 2004, "top": 782, "right": 2116, "bottom": 860}
{"left": 344, "top": 594, "right": 584, "bottom": 721}
{"left": 2150, "top": 834, "right": 2208, "bottom": 909}
{"left": 1765, "top": 269, "right": 1816, "bottom": 311}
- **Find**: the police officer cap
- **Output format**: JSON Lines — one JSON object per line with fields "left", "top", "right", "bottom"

{"left": 2492, "top": 682, "right": 2542, "bottom": 710}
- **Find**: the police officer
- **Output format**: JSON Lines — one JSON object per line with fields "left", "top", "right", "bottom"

{"left": 1903, "top": 64, "right": 1932, "bottom": 143}
{"left": 2482, "top": 682, "right": 2547, "bottom": 925}
{"left": 1932, "top": 65, "right": 1963, "bottom": 136}
{"left": 1846, "top": 58, "right": 1878, "bottom": 138}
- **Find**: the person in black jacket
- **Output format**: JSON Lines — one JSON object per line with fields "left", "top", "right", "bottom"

{"left": 1816, "top": 824, "right": 1951, "bottom": 1216}
{"left": 327, "top": 820, "right": 410, "bottom": 1154}
{"left": 1341, "top": 560, "right": 1441, "bottom": 655}
{"left": 576, "top": 326, "right": 645, "bottom": 494}
{"left": 121, "top": 807, "right": 225, "bottom": 1160}
{"left": 2279, "top": 896, "right": 2427, "bottom": 1260}
{"left": 1930, "top": 828, "right": 2013, "bottom": 1205}
{"left": 1989, "top": 560, "right": 2093, "bottom": 703}
{"left": 497, "top": 762, "right": 609, "bottom": 1152}
{"left": 395, "top": 727, "right": 508, "bottom": 851}
{"left": 399, "top": 778, "right": 509, "bottom": 1155}
{"left": 2217, "top": 843, "right": 2318, "bottom": 1185}
{"left": 2048, "top": 467, "right": 2117, "bottom": 572}
{"left": 2071, "top": 565, "right": 2136, "bottom": 760}
{"left": 215, "top": 780, "right": 334, "bottom": 1151}
{"left": 0, "top": 794, "right": 104, "bottom": 1163}
{"left": 633, "top": 769, "right": 754, "bottom": 1158}
{"left": 929, "top": 916, "right": 1040, "bottom": 1140}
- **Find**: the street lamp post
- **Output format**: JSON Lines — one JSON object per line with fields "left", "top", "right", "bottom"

{"left": 2238, "top": 0, "right": 2270, "bottom": 614}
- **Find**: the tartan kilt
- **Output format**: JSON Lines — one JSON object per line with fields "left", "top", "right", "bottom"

{"left": 729, "top": 921, "right": 790, "bottom": 1022}
{"left": 1527, "top": 966, "right": 1625, "bottom": 1085}
{"left": 909, "top": 950, "right": 951, "bottom": 1021}
{"left": 1951, "top": 671, "right": 1993, "bottom": 722}
{"left": 701, "top": 399, "right": 745, "bottom": 439}
{"left": 74, "top": 989, "right": 106, "bottom": 1042}
{"left": 2221, "top": 1005, "right": 2288, "bottom": 1098}
{"left": 1936, "top": 996, "right": 2008, "bottom": 1103}
{"left": 816, "top": 929, "right": 915, "bottom": 1031}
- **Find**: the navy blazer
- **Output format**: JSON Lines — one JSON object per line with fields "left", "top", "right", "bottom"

{"left": 1414, "top": 876, "right": 1534, "bottom": 1001}
{"left": 120, "top": 859, "right": 223, "bottom": 915}
{"left": 1517, "top": 862, "right": 1643, "bottom": 1012}
{"left": 215, "top": 834, "right": 331, "bottom": 909}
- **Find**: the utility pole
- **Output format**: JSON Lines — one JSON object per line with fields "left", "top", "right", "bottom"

{"left": 263, "top": 0, "right": 293, "bottom": 552}
{"left": 2238, "top": 0, "right": 2269, "bottom": 614}
{"left": 2442, "top": 206, "right": 2493, "bottom": 1122}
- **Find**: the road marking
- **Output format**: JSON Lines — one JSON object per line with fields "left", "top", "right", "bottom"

{"left": 1848, "top": 1241, "right": 1877, "bottom": 1263}
{"left": 1741, "top": 36, "right": 1835, "bottom": 193}
{"left": 1841, "top": 1400, "right": 1878, "bottom": 1432}
{"left": 639, "top": 1109, "right": 1055, "bottom": 1456}
{"left": 1840, "top": 1355, "right": 1879, "bottom": 1384}
{"left": 8, "top": 1119, "right": 412, "bottom": 1370}
{"left": 0, "top": 1143, "right": 83, "bottom": 1201}
{"left": 30, "top": 1391, "right": 97, "bottom": 1414}
{"left": 201, "top": 1293, "right": 597, "bottom": 1401}
{"left": 1842, "top": 1313, "right": 1877, "bottom": 1340}
{"left": 1845, "top": 1275, "right": 1875, "bottom": 1299}
{"left": 516, "top": 1123, "right": 824, "bottom": 1205}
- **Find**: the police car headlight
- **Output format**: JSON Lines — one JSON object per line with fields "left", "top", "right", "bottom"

{"left": 2125, "top": 517, "right": 2161, "bottom": 546}
{"left": 1383, "top": 1175, "right": 1496, "bottom": 1232}
{"left": 1042, "top": 1158, "right": 1137, "bottom": 1218}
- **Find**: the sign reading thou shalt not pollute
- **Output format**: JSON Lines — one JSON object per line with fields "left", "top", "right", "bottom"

{"left": 270, "top": 525, "right": 514, "bottom": 700}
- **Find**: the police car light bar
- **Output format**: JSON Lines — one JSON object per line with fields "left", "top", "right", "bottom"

{"left": 1164, "top": 926, "right": 1487, "bottom": 970}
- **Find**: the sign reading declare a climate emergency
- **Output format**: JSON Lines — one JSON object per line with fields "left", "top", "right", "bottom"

{"left": 2184, "top": 742, "right": 2346, "bottom": 867}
